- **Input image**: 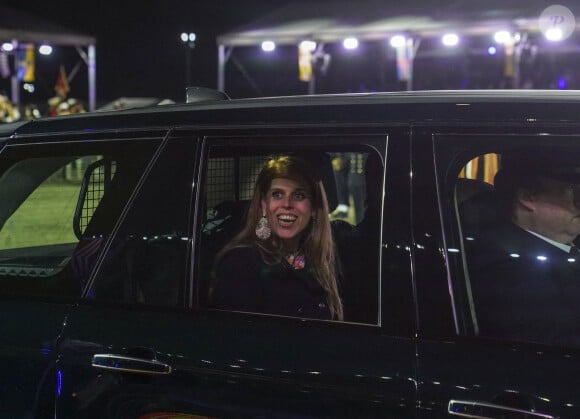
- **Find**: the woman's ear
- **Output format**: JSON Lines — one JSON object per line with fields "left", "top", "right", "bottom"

{"left": 260, "top": 199, "right": 266, "bottom": 216}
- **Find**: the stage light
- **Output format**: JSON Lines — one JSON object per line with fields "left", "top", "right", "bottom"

{"left": 390, "top": 35, "right": 406, "bottom": 48}
{"left": 343, "top": 37, "right": 359, "bottom": 50}
{"left": 494, "top": 31, "right": 511, "bottom": 44}
{"left": 261, "top": 40, "right": 276, "bottom": 52}
{"left": 442, "top": 33, "right": 459, "bottom": 46}
{"left": 38, "top": 45, "right": 53, "bottom": 55}
{"left": 545, "top": 28, "right": 563, "bottom": 41}
{"left": 488, "top": 46, "right": 497, "bottom": 55}
{"left": 300, "top": 40, "right": 317, "bottom": 52}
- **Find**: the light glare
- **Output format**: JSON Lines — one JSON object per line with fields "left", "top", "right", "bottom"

{"left": 343, "top": 37, "right": 359, "bottom": 50}
{"left": 494, "top": 31, "right": 511, "bottom": 44}
{"left": 1, "top": 42, "right": 14, "bottom": 52}
{"left": 300, "top": 40, "right": 317, "bottom": 52}
{"left": 38, "top": 44, "right": 52, "bottom": 55}
{"left": 390, "top": 35, "right": 406, "bottom": 48}
{"left": 442, "top": 33, "right": 459, "bottom": 46}
{"left": 545, "top": 28, "right": 563, "bottom": 41}
{"left": 180, "top": 33, "right": 188, "bottom": 42}
{"left": 261, "top": 40, "right": 276, "bottom": 52}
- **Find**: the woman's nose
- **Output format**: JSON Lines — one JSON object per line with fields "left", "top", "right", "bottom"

{"left": 281, "top": 196, "right": 293, "bottom": 207}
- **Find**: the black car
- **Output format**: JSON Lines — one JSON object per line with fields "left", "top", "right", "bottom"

{"left": 0, "top": 89, "right": 579, "bottom": 418}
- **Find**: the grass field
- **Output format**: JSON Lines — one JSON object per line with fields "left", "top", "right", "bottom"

{"left": 0, "top": 183, "right": 81, "bottom": 250}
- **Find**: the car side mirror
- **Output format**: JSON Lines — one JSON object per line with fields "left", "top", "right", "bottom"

{"left": 73, "top": 158, "right": 116, "bottom": 239}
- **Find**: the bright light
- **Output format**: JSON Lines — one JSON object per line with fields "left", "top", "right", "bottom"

{"left": 494, "top": 31, "right": 511, "bottom": 44}
{"left": 38, "top": 44, "right": 52, "bottom": 55}
{"left": 1, "top": 42, "right": 14, "bottom": 52}
{"left": 442, "top": 33, "right": 459, "bottom": 46}
{"left": 343, "top": 37, "right": 359, "bottom": 50}
{"left": 180, "top": 32, "right": 196, "bottom": 43}
{"left": 261, "top": 40, "right": 276, "bottom": 52}
{"left": 487, "top": 46, "right": 497, "bottom": 55}
{"left": 545, "top": 27, "right": 563, "bottom": 41}
{"left": 390, "top": 35, "right": 406, "bottom": 48}
{"left": 23, "top": 83, "right": 35, "bottom": 93}
{"left": 299, "top": 40, "right": 317, "bottom": 52}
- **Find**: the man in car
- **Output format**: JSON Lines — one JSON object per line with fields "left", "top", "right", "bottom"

{"left": 467, "top": 150, "right": 580, "bottom": 347}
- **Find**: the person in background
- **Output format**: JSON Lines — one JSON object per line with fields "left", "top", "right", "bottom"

{"left": 331, "top": 152, "right": 367, "bottom": 223}
{"left": 211, "top": 155, "right": 343, "bottom": 320}
{"left": 467, "top": 150, "right": 580, "bottom": 347}
{"left": 331, "top": 153, "right": 350, "bottom": 218}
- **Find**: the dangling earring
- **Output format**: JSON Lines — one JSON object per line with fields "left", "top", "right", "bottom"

{"left": 255, "top": 210, "right": 271, "bottom": 240}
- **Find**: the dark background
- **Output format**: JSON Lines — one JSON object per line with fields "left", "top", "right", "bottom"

{"left": 2, "top": 0, "right": 288, "bottom": 104}
{"left": 2, "top": 0, "right": 579, "bottom": 107}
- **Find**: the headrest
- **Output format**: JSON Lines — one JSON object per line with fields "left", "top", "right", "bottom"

{"left": 501, "top": 149, "right": 580, "bottom": 183}
{"left": 301, "top": 152, "right": 338, "bottom": 212}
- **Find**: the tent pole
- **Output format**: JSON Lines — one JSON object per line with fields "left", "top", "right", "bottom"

{"left": 88, "top": 44, "right": 96, "bottom": 111}
{"left": 218, "top": 44, "right": 226, "bottom": 92}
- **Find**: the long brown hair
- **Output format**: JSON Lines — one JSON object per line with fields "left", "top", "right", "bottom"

{"left": 215, "top": 155, "right": 343, "bottom": 320}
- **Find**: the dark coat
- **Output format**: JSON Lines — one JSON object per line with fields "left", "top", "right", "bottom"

{"left": 212, "top": 246, "right": 332, "bottom": 320}
{"left": 466, "top": 221, "right": 580, "bottom": 347}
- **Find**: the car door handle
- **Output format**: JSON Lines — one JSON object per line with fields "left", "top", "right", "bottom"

{"left": 91, "top": 353, "right": 172, "bottom": 375}
{"left": 448, "top": 399, "right": 555, "bottom": 418}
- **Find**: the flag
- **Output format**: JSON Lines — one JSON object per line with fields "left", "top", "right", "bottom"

{"left": 396, "top": 44, "right": 411, "bottom": 82}
{"left": 54, "top": 65, "right": 70, "bottom": 98}
{"left": 298, "top": 43, "right": 313, "bottom": 82}
{"left": 17, "top": 45, "right": 35, "bottom": 82}
{"left": 0, "top": 52, "right": 10, "bottom": 78}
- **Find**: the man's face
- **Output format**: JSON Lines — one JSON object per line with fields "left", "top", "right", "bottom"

{"left": 526, "top": 177, "right": 580, "bottom": 244}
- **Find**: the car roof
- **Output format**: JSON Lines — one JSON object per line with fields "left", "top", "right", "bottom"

{"left": 7, "top": 89, "right": 580, "bottom": 137}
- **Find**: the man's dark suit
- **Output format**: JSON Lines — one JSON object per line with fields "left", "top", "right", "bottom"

{"left": 466, "top": 221, "right": 580, "bottom": 347}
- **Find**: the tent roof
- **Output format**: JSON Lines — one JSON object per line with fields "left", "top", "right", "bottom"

{"left": 0, "top": 6, "right": 95, "bottom": 46}
{"left": 217, "top": 0, "right": 580, "bottom": 47}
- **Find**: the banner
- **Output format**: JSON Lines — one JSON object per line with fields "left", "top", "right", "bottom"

{"left": 396, "top": 44, "right": 411, "bottom": 81}
{"left": 298, "top": 43, "right": 313, "bottom": 82}
{"left": 17, "top": 45, "right": 35, "bottom": 82}
{"left": 54, "top": 65, "right": 70, "bottom": 98}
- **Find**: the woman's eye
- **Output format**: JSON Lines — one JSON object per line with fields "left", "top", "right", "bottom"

{"left": 271, "top": 190, "right": 283, "bottom": 199}
{"left": 293, "top": 192, "right": 306, "bottom": 200}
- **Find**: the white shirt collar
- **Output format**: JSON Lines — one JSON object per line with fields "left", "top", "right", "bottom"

{"left": 526, "top": 229, "right": 571, "bottom": 253}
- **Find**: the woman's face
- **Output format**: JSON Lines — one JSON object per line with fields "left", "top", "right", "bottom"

{"left": 261, "top": 177, "right": 313, "bottom": 249}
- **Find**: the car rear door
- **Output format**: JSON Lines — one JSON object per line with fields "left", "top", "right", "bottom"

{"left": 0, "top": 132, "right": 162, "bottom": 417}
{"left": 55, "top": 127, "right": 420, "bottom": 418}
{"left": 413, "top": 126, "right": 580, "bottom": 418}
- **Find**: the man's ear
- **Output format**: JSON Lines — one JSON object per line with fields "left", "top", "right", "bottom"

{"left": 516, "top": 188, "right": 536, "bottom": 211}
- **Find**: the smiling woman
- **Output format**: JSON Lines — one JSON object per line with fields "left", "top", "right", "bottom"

{"left": 210, "top": 155, "right": 343, "bottom": 320}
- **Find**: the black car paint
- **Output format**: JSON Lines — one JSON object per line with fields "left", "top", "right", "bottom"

{"left": 0, "top": 90, "right": 579, "bottom": 418}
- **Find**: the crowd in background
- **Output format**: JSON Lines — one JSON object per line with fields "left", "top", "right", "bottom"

{"left": 0, "top": 93, "right": 86, "bottom": 123}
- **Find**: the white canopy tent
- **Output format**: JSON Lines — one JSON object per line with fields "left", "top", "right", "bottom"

{"left": 0, "top": 6, "right": 97, "bottom": 110}
{"left": 217, "top": 0, "right": 580, "bottom": 93}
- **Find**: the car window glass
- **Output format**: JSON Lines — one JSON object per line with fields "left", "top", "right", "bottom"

{"left": 437, "top": 139, "right": 580, "bottom": 348}
{"left": 87, "top": 138, "right": 195, "bottom": 307}
{"left": 0, "top": 139, "right": 161, "bottom": 301}
{"left": 196, "top": 144, "right": 383, "bottom": 325}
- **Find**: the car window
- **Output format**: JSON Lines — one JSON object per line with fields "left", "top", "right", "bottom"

{"left": 86, "top": 137, "right": 195, "bottom": 307}
{"left": 437, "top": 136, "right": 580, "bottom": 348}
{"left": 0, "top": 139, "right": 162, "bottom": 301}
{"left": 195, "top": 140, "right": 383, "bottom": 324}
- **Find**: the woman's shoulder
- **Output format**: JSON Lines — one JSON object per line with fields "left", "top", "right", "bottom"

{"left": 218, "top": 245, "right": 264, "bottom": 268}
{"left": 221, "top": 245, "right": 260, "bottom": 259}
